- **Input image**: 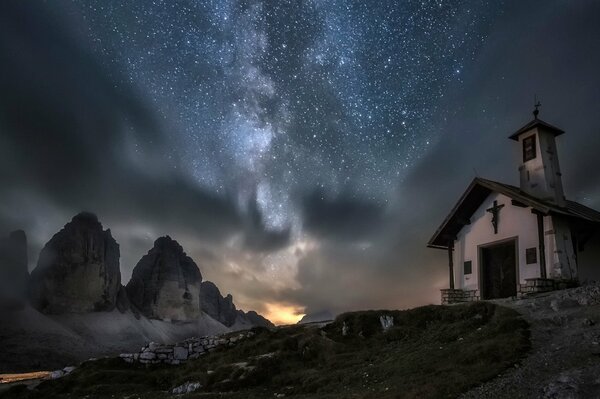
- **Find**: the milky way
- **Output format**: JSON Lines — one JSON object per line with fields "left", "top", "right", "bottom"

{"left": 76, "top": 0, "right": 500, "bottom": 229}
{"left": 2, "top": 0, "right": 599, "bottom": 323}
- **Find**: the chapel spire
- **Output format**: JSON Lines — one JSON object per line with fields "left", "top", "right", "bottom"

{"left": 509, "top": 105, "right": 566, "bottom": 207}
{"left": 533, "top": 95, "right": 541, "bottom": 119}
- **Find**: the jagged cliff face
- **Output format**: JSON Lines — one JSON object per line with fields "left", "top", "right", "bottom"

{"left": 126, "top": 236, "right": 202, "bottom": 321}
{"left": 200, "top": 281, "right": 275, "bottom": 328}
{"left": 28, "top": 212, "right": 121, "bottom": 314}
{"left": 0, "top": 230, "right": 29, "bottom": 306}
{"left": 200, "top": 281, "right": 238, "bottom": 326}
{"left": 241, "top": 310, "right": 274, "bottom": 329}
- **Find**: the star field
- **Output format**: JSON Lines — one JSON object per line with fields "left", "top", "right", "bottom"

{"left": 76, "top": 0, "right": 501, "bottom": 233}
{"left": 7, "top": 0, "right": 598, "bottom": 322}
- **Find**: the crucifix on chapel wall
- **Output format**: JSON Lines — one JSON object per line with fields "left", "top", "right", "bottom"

{"left": 486, "top": 200, "right": 504, "bottom": 234}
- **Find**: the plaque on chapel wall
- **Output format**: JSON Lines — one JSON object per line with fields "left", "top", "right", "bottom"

{"left": 526, "top": 247, "right": 537, "bottom": 264}
{"left": 523, "top": 135, "right": 536, "bottom": 162}
{"left": 463, "top": 260, "right": 472, "bottom": 275}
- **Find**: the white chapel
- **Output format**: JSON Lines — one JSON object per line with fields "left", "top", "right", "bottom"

{"left": 428, "top": 108, "right": 600, "bottom": 304}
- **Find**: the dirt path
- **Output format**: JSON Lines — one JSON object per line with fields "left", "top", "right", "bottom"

{"left": 460, "top": 285, "right": 600, "bottom": 399}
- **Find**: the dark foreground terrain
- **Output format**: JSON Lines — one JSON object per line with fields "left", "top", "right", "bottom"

{"left": 1, "top": 302, "right": 529, "bottom": 399}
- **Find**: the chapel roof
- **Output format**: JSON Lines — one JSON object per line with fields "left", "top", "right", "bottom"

{"left": 427, "top": 177, "right": 600, "bottom": 249}
{"left": 508, "top": 118, "right": 565, "bottom": 141}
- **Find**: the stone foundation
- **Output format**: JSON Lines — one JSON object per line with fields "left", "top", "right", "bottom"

{"left": 119, "top": 330, "right": 255, "bottom": 366}
{"left": 441, "top": 289, "right": 479, "bottom": 305}
{"left": 518, "top": 278, "right": 556, "bottom": 296}
{"left": 518, "top": 278, "right": 579, "bottom": 297}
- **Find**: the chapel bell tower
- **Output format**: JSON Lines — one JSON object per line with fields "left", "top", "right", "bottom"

{"left": 509, "top": 103, "right": 566, "bottom": 207}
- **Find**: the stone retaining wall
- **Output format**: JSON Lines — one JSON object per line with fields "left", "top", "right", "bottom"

{"left": 119, "top": 331, "right": 255, "bottom": 365}
{"left": 441, "top": 289, "right": 479, "bottom": 305}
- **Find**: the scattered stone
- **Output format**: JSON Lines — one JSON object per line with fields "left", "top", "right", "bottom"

{"left": 379, "top": 315, "right": 394, "bottom": 331}
{"left": 172, "top": 381, "right": 202, "bottom": 394}
{"left": 342, "top": 321, "right": 349, "bottom": 336}
{"left": 254, "top": 352, "right": 276, "bottom": 359}
{"left": 120, "top": 330, "right": 255, "bottom": 365}
{"left": 49, "top": 370, "right": 65, "bottom": 379}
{"left": 582, "top": 318, "right": 595, "bottom": 327}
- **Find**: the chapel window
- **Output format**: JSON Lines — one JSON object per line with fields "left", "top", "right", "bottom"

{"left": 523, "top": 135, "right": 536, "bottom": 162}
{"left": 463, "top": 261, "right": 472, "bottom": 275}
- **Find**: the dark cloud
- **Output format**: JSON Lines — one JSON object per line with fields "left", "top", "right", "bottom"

{"left": 0, "top": 1, "right": 235, "bottom": 235}
{"left": 243, "top": 194, "right": 290, "bottom": 252}
{"left": 1, "top": 0, "right": 600, "bottom": 321}
{"left": 301, "top": 190, "right": 385, "bottom": 242}
{"left": 0, "top": 1, "right": 287, "bottom": 275}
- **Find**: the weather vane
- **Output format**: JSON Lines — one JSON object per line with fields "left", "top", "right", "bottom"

{"left": 533, "top": 95, "right": 541, "bottom": 119}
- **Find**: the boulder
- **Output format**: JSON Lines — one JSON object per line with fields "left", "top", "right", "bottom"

{"left": 0, "top": 230, "right": 29, "bottom": 307}
{"left": 28, "top": 212, "right": 121, "bottom": 314}
{"left": 126, "top": 236, "right": 202, "bottom": 321}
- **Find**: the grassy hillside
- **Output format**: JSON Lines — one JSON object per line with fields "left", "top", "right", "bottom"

{"left": 1, "top": 302, "right": 530, "bottom": 399}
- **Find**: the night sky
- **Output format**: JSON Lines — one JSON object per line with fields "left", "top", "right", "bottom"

{"left": 1, "top": 1, "right": 600, "bottom": 324}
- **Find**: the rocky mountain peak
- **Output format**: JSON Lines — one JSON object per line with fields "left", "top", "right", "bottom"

{"left": 153, "top": 235, "right": 181, "bottom": 250}
{"left": 200, "top": 281, "right": 274, "bottom": 328}
{"left": 71, "top": 211, "right": 100, "bottom": 225}
{"left": 28, "top": 212, "right": 121, "bottom": 314}
{"left": 200, "top": 281, "right": 238, "bottom": 327}
{"left": 126, "top": 236, "right": 202, "bottom": 321}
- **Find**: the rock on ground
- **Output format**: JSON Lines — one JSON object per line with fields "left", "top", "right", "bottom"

{"left": 172, "top": 381, "right": 202, "bottom": 395}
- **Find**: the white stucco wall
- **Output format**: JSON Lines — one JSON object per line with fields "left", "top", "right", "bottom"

{"left": 546, "top": 216, "right": 578, "bottom": 280}
{"left": 453, "top": 192, "right": 542, "bottom": 291}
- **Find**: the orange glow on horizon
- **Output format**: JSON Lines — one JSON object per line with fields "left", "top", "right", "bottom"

{"left": 0, "top": 371, "right": 50, "bottom": 384}
{"left": 263, "top": 302, "right": 305, "bottom": 325}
